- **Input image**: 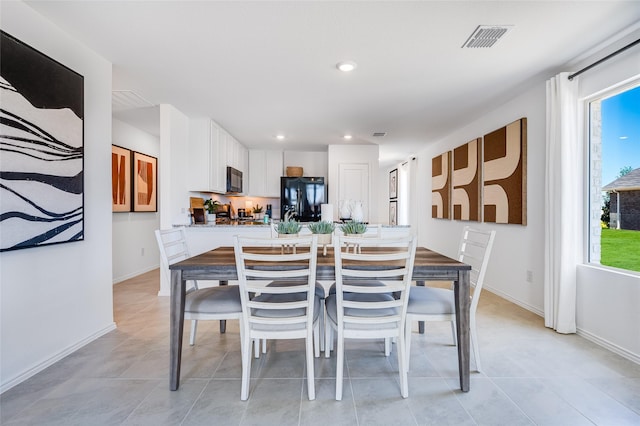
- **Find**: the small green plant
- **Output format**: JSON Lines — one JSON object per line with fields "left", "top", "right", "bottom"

{"left": 340, "top": 221, "right": 367, "bottom": 235}
{"left": 276, "top": 211, "right": 302, "bottom": 234}
{"left": 308, "top": 221, "right": 335, "bottom": 234}
{"left": 204, "top": 199, "right": 220, "bottom": 214}
{"left": 253, "top": 204, "right": 263, "bottom": 214}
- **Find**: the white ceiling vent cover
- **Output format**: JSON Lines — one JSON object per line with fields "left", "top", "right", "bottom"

{"left": 112, "top": 90, "right": 154, "bottom": 111}
{"left": 372, "top": 132, "right": 387, "bottom": 137}
{"left": 462, "top": 25, "right": 513, "bottom": 48}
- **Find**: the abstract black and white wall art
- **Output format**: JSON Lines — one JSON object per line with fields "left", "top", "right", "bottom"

{"left": 0, "top": 31, "right": 84, "bottom": 252}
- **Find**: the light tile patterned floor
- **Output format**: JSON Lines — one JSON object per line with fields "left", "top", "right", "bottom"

{"left": 2, "top": 269, "right": 639, "bottom": 425}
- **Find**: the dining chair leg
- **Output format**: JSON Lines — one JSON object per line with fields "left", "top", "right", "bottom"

{"left": 306, "top": 332, "right": 316, "bottom": 400}
{"left": 189, "top": 320, "right": 198, "bottom": 346}
{"left": 241, "top": 333, "right": 252, "bottom": 401}
{"left": 470, "top": 316, "right": 482, "bottom": 372}
{"left": 335, "top": 329, "right": 345, "bottom": 401}
{"left": 397, "top": 330, "right": 408, "bottom": 398}
{"left": 384, "top": 337, "right": 391, "bottom": 357}
{"left": 450, "top": 320, "right": 458, "bottom": 346}
{"left": 254, "top": 338, "right": 260, "bottom": 358}
{"left": 220, "top": 320, "right": 226, "bottom": 333}
{"left": 404, "top": 316, "right": 413, "bottom": 372}
{"left": 313, "top": 323, "right": 320, "bottom": 358}
{"left": 324, "top": 322, "right": 332, "bottom": 358}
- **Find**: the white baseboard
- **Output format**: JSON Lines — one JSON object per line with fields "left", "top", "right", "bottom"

{"left": 484, "top": 286, "right": 639, "bottom": 366}
{"left": 577, "top": 327, "right": 640, "bottom": 365}
{"left": 484, "top": 285, "right": 545, "bottom": 317}
{"left": 0, "top": 322, "right": 117, "bottom": 394}
{"left": 112, "top": 264, "right": 159, "bottom": 285}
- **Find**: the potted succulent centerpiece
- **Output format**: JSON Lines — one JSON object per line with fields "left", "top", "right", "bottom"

{"left": 276, "top": 211, "right": 302, "bottom": 237}
{"left": 339, "top": 221, "right": 368, "bottom": 253}
{"left": 339, "top": 221, "right": 368, "bottom": 236}
{"left": 308, "top": 220, "right": 335, "bottom": 256}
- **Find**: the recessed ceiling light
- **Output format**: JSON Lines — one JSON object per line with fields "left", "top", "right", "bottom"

{"left": 343, "top": 134, "right": 352, "bottom": 140}
{"left": 276, "top": 134, "right": 285, "bottom": 140}
{"left": 336, "top": 61, "right": 357, "bottom": 72}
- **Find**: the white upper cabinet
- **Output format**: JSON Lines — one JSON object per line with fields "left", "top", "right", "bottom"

{"left": 188, "top": 118, "right": 245, "bottom": 194}
{"left": 248, "top": 150, "right": 283, "bottom": 197}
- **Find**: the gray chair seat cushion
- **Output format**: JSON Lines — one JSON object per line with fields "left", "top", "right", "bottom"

{"left": 325, "top": 293, "right": 399, "bottom": 330}
{"left": 407, "top": 286, "right": 455, "bottom": 315}
{"left": 185, "top": 285, "right": 241, "bottom": 314}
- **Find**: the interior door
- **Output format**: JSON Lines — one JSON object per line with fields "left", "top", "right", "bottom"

{"left": 338, "top": 163, "right": 369, "bottom": 222}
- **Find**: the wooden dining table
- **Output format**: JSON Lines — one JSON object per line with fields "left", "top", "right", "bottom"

{"left": 169, "top": 246, "right": 472, "bottom": 392}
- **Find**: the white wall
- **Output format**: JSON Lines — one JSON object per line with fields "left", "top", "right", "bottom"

{"left": 283, "top": 150, "right": 328, "bottom": 180}
{"left": 0, "top": 2, "right": 114, "bottom": 392}
{"left": 416, "top": 84, "right": 547, "bottom": 315}
{"left": 415, "top": 28, "right": 640, "bottom": 363}
{"left": 112, "top": 118, "right": 161, "bottom": 284}
{"left": 158, "top": 104, "right": 191, "bottom": 295}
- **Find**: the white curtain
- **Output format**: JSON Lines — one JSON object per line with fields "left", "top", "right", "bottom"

{"left": 544, "top": 72, "right": 580, "bottom": 334}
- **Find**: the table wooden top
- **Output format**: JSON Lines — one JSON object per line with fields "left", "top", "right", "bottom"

{"left": 171, "top": 246, "right": 470, "bottom": 282}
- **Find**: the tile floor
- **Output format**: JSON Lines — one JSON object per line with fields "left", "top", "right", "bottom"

{"left": 2, "top": 269, "right": 639, "bottom": 425}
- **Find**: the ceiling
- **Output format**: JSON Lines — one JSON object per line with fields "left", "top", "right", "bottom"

{"left": 25, "top": 1, "right": 640, "bottom": 167}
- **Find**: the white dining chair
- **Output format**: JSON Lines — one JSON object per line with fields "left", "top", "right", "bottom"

{"left": 325, "top": 234, "right": 417, "bottom": 400}
{"left": 155, "top": 228, "right": 242, "bottom": 346}
{"left": 233, "top": 234, "right": 321, "bottom": 401}
{"left": 405, "top": 226, "right": 495, "bottom": 372}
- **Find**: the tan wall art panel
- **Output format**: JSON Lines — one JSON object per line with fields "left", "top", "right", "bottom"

{"left": 453, "top": 138, "right": 481, "bottom": 221}
{"left": 432, "top": 151, "right": 451, "bottom": 219}
{"left": 483, "top": 118, "right": 527, "bottom": 225}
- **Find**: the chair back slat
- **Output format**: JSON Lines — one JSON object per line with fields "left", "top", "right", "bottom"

{"left": 333, "top": 235, "right": 417, "bottom": 331}
{"left": 155, "top": 228, "right": 198, "bottom": 291}
{"left": 234, "top": 235, "right": 319, "bottom": 335}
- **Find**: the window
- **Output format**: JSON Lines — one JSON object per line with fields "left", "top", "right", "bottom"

{"left": 588, "top": 83, "right": 640, "bottom": 273}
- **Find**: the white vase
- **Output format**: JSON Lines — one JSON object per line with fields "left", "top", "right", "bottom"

{"left": 351, "top": 201, "right": 364, "bottom": 222}
{"left": 339, "top": 200, "right": 352, "bottom": 220}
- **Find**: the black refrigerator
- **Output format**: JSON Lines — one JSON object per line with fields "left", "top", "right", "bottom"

{"left": 280, "top": 177, "right": 325, "bottom": 222}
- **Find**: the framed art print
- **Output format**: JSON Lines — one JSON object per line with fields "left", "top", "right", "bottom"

{"left": 389, "top": 200, "right": 398, "bottom": 226}
{"left": 389, "top": 168, "right": 398, "bottom": 199}
{"left": 0, "top": 31, "right": 84, "bottom": 252}
{"left": 133, "top": 151, "right": 157, "bottom": 212}
{"left": 112, "top": 145, "right": 131, "bottom": 212}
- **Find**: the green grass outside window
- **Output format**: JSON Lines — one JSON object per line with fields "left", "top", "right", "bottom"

{"left": 600, "top": 229, "right": 640, "bottom": 273}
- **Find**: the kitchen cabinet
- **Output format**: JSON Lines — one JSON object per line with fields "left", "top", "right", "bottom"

{"left": 248, "top": 150, "right": 283, "bottom": 197}
{"left": 224, "top": 132, "right": 247, "bottom": 174}
{"left": 187, "top": 119, "right": 229, "bottom": 194}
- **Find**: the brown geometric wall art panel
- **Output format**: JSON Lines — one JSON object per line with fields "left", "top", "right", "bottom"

{"left": 452, "top": 138, "right": 481, "bottom": 221}
{"left": 483, "top": 118, "right": 527, "bottom": 225}
{"left": 132, "top": 151, "right": 157, "bottom": 212}
{"left": 112, "top": 145, "right": 131, "bottom": 212}
{"left": 432, "top": 151, "right": 451, "bottom": 219}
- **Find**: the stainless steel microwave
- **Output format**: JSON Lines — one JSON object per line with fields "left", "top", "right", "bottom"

{"left": 226, "top": 166, "right": 243, "bottom": 193}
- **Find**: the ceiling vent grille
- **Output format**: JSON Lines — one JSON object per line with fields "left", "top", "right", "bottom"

{"left": 112, "top": 90, "right": 154, "bottom": 111}
{"left": 462, "top": 25, "right": 513, "bottom": 48}
{"left": 372, "top": 132, "right": 387, "bottom": 137}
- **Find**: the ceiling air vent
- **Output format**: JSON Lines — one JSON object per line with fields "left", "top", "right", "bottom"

{"left": 372, "top": 132, "right": 387, "bottom": 137}
{"left": 112, "top": 90, "right": 154, "bottom": 111}
{"left": 462, "top": 25, "right": 513, "bottom": 48}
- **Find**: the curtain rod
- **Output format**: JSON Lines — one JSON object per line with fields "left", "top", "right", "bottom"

{"left": 568, "top": 38, "right": 640, "bottom": 81}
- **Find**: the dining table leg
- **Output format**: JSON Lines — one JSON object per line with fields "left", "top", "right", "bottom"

{"left": 219, "top": 280, "right": 228, "bottom": 333}
{"left": 416, "top": 280, "right": 425, "bottom": 334}
{"left": 454, "top": 269, "right": 470, "bottom": 392}
{"left": 170, "top": 269, "right": 186, "bottom": 391}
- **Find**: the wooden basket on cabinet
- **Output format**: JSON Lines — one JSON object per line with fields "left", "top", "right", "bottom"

{"left": 286, "top": 166, "right": 303, "bottom": 177}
